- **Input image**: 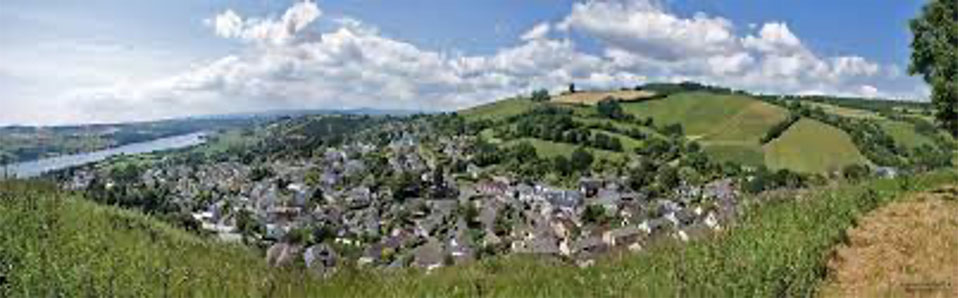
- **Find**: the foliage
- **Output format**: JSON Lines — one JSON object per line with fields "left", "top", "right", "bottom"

{"left": 596, "top": 98, "right": 627, "bottom": 120}
{"left": 530, "top": 89, "right": 551, "bottom": 102}
{"left": 570, "top": 147, "right": 594, "bottom": 173}
{"left": 910, "top": 0, "right": 958, "bottom": 137}
{"left": 582, "top": 205, "right": 608, "bottom": 225}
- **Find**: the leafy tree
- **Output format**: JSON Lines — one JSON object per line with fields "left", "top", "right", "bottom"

{"left": 235, "top": 209, "right": 261, "bottom": 243}
{"left": 910, "top": 0, "right": 958, "bottom": 137}
{"left": 531, "top": 89, "right": 551, "bottom": 102}
{"left": 842, "top": 164, "right": 871, "bottom": 181}
{"left": 656, "top": 166, "right": 680, "bottom": 190}
{"left": 582, "top": 205, "right": 607, "bottom": 224}
{"left": 662, "top": 123, "right": 684, "bottom": 137}
{"left": 596, "top": 98, "right": 625, "bottom": 119}
{"left": 510, "top": 142, "right": 538, "bottom": 163}
{"left": 570, "top": 147, "right": 594, "bottom": 172}
{"left": 553, "top": 155, "right": 573, "bottom": 176}
{"left": 390, "top": 172, "right": 421, "bottom": 202}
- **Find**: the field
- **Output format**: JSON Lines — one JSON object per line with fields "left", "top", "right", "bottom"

{"left": 460, "top": 98, "right": 538, "bottom": 121}
{"left": 805, "top": 102, "right": 881, "bottom": 119}
{"left": 878, "top": 120, "right": 937, "bottom": 149}
{"left": 621, "top": 92, "right": 788, "bottom": 166}
{"left": 552, "top": 90, "right": 658, "bottom": 106}
{"left": 505, "top": 138, "right": 625, "bottom": 161}
{"left": 702, "top": 144, "right": 766, "bottom": 167}
{"left": 764, "top": 119, "right": 869, "bottom": 173}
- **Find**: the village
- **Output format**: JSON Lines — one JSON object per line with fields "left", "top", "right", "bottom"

{"left": 62, "top": 119, "right": 739, "bottom": 276}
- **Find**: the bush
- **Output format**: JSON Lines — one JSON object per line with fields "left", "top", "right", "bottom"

{"left": 596, "top": 98, "right": 626, "bottom": 120}
{"left": 842, "top": 164, "right": 871, "bottom": 181}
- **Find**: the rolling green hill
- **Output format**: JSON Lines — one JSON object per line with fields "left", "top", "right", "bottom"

{"left": 879, "top": 120, "right": 937, "bottom": 149}
{"left": 621, "top": 92, "right": 789, "bottom": 166}
{"left": 461, "top": 97, "right": 538, "bottom": 121}
{"left": 621, "top": 92, "right": 788, "bottom": 141}
{"left": 764, "top": 119, "right": 869, "bottom": 173}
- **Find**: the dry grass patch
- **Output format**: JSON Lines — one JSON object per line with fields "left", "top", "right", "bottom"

{"left": 552, "top": 90, "right": 657, "bottom": 105}
{"left": 821, "top": 186, "right": 958, "bottom": 298}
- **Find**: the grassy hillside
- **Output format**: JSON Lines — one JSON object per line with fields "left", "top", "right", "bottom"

{"left": 290, "top": 170, "right": 958, "bottom": 296}
{"left": 460, "top": 98, "right": 538, "bottom": 121}
{"left": 0, "top": 181, "right": 316, "bottom": 297}
{"left": 505, "top": 138, "right": 624, "bottom": 161}
{"left": 621, "top": 92, "right": 788, "bottom": 141}
{"left": 4, "top": 166, "right": 957, "bottom": 297}
{"left": 621, "top": 92, "right": 788, "bottom": 166}
{"left": 878, "top": 120, "right": 937, "bottom": 149}
{"left": 764, "top": 119, "right": 869, "bottom": 173}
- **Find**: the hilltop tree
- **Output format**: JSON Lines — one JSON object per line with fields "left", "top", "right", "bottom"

{"left": 910, "top": 0, "right": 958, "bottom": 137}
{"left": 531, "top": 89, "right": 551, "bottom": 102}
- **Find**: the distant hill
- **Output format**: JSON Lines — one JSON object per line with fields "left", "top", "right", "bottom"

{"left": 460, "top": 86, "right": 955, "bottom": 174}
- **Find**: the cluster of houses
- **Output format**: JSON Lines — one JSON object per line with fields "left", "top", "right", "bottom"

{"left": 61, "top": 127, "right": 740, "bottom": 275}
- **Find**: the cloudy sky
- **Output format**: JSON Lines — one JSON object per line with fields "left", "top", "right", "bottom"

{"left": 0, "top": 0, "right": 932, "bottom": 125}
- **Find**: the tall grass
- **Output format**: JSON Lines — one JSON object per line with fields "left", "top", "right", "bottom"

{"left": 2, "top": 170, "right": 956, "bottom": 297}
{"left": 0, "top": 181, "right": 321, "bottom": 297}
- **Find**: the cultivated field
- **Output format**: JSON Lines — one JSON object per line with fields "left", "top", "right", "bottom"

{"left": 878, "top": 119, "right": 940, "bottom": 149}
{"left": 552, "top": 90, "right": 658, "bottom": 106}
{"left": 622, "top": 92, "right": 789, "bottom": 166}
{"left": 461, "top": 97, "right": 538, "bottom": 120}
{"left": 764, "top": 119, "right": 869, "bottom": 173}
{"left": 805, "top": 102, "right": 882, "bottom": 119}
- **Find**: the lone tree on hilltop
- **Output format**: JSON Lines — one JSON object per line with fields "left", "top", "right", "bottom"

{"left": 910, "top": 0, "right": 958, "bottom": 137}
{"left": 531, "top": 89, "right": 551, "bottom": 102}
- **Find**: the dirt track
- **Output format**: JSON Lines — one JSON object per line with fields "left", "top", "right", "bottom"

{"left": 821, "top": 186, "right": 958, "bottom": 297}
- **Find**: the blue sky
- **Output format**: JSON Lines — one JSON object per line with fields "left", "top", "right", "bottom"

{"left": 0, "top": 0, "right": 932, "bottom": 125}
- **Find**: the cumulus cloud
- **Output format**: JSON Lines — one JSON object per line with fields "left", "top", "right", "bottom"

{"left": 205, "top": 0, "right": 321, "bottom": 45}
{"left": 560, "top": 0, "right": 904, "bottom": 98}
{"left": 72, "top": 6, "right": 636, "bottom": 122}
{"left": 520, "top": 22, "right": 551, "bottom": 41}
{"left": 66, "top": 0, "right": 925, "bottom": 123}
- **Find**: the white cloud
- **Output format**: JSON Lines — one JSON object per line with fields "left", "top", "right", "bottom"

{"left": 63, "top": 0, "right": 926, "bottom": 123}
{"left": 520, "top": 22, "right": 551, "bottom": 41}
{"left": 560, "top": 1, "right": 903, "bottom": 98}
{"left": 205, "top": 0, "right": 321, "bottom": 45}
{"left": 560, "top": 0, "right": 739, "bottom": 61}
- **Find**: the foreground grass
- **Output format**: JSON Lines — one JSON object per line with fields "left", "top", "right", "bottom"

{"left": 0, "top": 181, "right": 317, "bottom": 297}
{"left": 306, "top": 170, "right": 958, "bottom": 297}
{"left": 3, "top": 170, "right": 957, "bottom": 297}
{"left": 821, "top": 187, "right": 958, "bottom": 297}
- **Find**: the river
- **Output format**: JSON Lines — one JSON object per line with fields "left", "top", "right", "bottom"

{"left": 2, "top": 132, "right": 208, "bottom": 179}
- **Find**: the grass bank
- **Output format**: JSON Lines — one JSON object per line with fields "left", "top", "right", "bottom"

{"left": 2, "top": 170, "right": 957, "bottom": 297}
{"left": 311, "top": 169, "right": 958, "bottom": 297}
